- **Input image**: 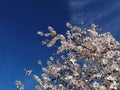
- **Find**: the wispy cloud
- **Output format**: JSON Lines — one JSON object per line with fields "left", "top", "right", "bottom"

{"left": 88, "top": 1, "right": 120, "bottom": 24}
{"left": 67, "top": 0, "right": 92, "bottom": 24}
{"left": 67, "top": 0, "right": 120, "bottom": 41}
{"left": 68, "top": 0, "right": 91, "bottom": 10}
{"left": 67, "top": 0, "right": 120, "bottom": 25}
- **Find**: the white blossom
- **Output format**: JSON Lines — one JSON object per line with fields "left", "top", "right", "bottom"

{"left": 25, "top": 69, "right": 32, "bottom": 76}
{"left": 102, "top": 59, "right": 108, "bottom": 65}
{"left": 65, "top": 75, "right": 73, "bottom": 80}
{"left": 15, "top": 80, "right": 24, "bottom": 90}
{"left": 33, "top": 75, "right": 42, "bottom": 85}
{"left": 100, "top": 85, "right": 107, "bottom": 90}
{"left": 37, "top": 31, "right": 43, "bottom": 36}
{"left": 88, "top": 29, "right": 98, "bottom": 37}
{"left": 70, "top": 58, "right": 77, "bottom": 64}
{"left": 16, "top": 23, "right": 120, "bottom": 90}
{"left": 106, "top": 75, "right": 116, "bottom": 81}
{"left": 110, "top": 81, "right": 119, "bottom": 90}
{"left": 111, "top": 62, "right": 119, "bottom": 71}
{"left": 93, "top": 81, "right": 100, "bottom": 88}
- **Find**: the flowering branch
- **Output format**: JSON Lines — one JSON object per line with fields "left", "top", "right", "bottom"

{"left": 16, "top": 23, "right": 120, "bottom": 90}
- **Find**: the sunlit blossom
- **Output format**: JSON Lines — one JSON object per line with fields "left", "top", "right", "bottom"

{"left": 16, "top": 23, "right": 120, "bottom": 90}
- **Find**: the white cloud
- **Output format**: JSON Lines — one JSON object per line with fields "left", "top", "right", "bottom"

{"left": 67, "top": 0, "right": 120, "bottom": 25}
{"left": 88, "top": 1, "right": 120, "bottom": 23}
{"left": 67, "top": 0, "right": 93, "bottom": 24}
{"left": 68, "top": 0, "right": 91, "bottom": 10}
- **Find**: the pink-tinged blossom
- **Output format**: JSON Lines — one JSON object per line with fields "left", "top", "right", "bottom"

{"left": 16, "top": 23, "right": 120, "bottom": 90}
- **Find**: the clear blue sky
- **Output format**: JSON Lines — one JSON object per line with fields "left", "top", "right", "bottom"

{"left": 0, "top": 0, "right": 120, "bottom": 90}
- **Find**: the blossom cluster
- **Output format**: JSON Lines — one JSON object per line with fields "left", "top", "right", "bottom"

{"left": 15, "top": 80, "right": 24, "bottom": 90}
{"left": 16, "top": 23, "right": 120, "bottom": 90}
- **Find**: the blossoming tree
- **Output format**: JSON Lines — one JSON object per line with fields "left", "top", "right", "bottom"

{"left": 16, "top": 23, "right": 120, "bottom": 90}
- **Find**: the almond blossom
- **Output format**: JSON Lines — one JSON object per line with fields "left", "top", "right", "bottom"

{"left": 16, "top": 23, "right": 120, "bottom": 90}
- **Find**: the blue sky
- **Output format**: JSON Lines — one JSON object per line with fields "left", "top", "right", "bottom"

{"left": 0, "top": 0, "right": 120, "bottom": 90}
